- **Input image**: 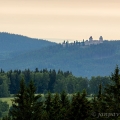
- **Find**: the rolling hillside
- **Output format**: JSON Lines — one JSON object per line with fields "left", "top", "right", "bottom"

{"left": 0, "top": 34, "right": 120, "bottom": 78}
{"left": 0, "top": 32, "right": 56, "bottom": 59}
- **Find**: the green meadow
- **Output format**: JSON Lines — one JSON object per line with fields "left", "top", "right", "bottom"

{"left": 0, "top": 97, "right": 13, "bottom": 108}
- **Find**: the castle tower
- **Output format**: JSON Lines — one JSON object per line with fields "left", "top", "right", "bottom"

{"left": 89, "top": 36, "right": 93, "bottom": 41}
{"left": 89, "top": 36, "right": 93, "bottom": 44}
{"left": 99, "top": 36, "right": 103, "bottom": 43}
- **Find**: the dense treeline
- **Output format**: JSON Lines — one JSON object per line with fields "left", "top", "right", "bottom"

{"left": 0, "top": 68, "right": 110, "bottom": 97}
{"left": 1, "top": 66, "right": 120, "bottom": 120}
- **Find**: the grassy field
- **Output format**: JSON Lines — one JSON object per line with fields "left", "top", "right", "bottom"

{"left": 0, "top": 97, "right": 13, "bottom": 108}
{"left": 0, "top": 97, "right": 14, "bottom": 118}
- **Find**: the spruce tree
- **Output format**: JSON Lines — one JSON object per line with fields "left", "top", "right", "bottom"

{"left": 51, "top": 93, "right": 61, "bottom": 120}
{"left": 43, "top": 92, "right": 53, "bottom": 120}
{"left": 59, "top": 91, "right": 70, "bottom": 120}
{"left": 44, "top": 93, "right": 61, "bottom": 120}
{"left": 69, "top": 90, "right": 91, "bottom": 120}
{"left": 91, "top": 84, "right": 108, "bottom": 120}
{"left": 9, "top": 79, "right": 43, "bottom": 120}
{"left": 103, "top": 66, "right": 120, "bottom": 119}
{"left": 91, "top": 66, "right": 120, "bottom": 120}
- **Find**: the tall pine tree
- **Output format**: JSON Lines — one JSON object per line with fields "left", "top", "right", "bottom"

{"left": 9, "top": 79, "right": 43, "bottom": 120}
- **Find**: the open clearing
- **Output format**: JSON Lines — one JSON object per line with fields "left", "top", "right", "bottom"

{"left": 0, "top": 97, "right": 13, "bottom": 107}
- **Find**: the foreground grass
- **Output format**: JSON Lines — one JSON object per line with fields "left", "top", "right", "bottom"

{"left": 0, "top": 97, "right": 13, "bottom": 108}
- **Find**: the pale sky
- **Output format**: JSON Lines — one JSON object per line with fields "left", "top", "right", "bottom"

{"left": 0, "top": 0, "right": 120, "bottom": 42}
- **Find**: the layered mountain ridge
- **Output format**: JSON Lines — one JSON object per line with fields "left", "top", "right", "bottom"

{"left": 0, "top": 32, "right": 120, "bottom": 77}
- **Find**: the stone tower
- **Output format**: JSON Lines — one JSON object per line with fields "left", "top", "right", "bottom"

{"left": 99, "top": 36, "right": 103, "bottom": 43}
{"left": 89, "top": 36, "right": 93, "bottom": 44}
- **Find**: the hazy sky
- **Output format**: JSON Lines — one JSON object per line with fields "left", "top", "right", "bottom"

{"left": 0, "top": 0, "right": 120, "bottom": 42}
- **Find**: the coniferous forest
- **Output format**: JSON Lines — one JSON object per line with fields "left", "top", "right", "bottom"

{"left": 0, "top": 66, "right": 120, "bottom": 119}
{"left": 1, "top": 33, "right": 120, "bottom": 119}
{"left": 0, "top": 68, "right": 110, "bottom": 96}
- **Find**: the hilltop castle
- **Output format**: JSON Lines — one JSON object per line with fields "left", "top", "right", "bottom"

{"left": 62, "top": 36, "right": 103, "bottom": 47}
{"left": 84, "top": 36, "right": 103, "bottom": 45}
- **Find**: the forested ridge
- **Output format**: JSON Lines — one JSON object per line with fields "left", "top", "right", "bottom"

{"left": 0, "top": 33, "right": 120, "bottom": 77}
{"left": 1, "top": 66, "right": 120, "bottom": 119}
{"left": 0, "top": 32, "right": 56, "bottom": 60}
{"left": 0, "top": 32, "right": 56, "bottom": 52}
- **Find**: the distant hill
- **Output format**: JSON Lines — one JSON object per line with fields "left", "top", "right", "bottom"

{"left": 1, "top": 37, "right": 120, "bottom": 78}
{"left": 0, "top": 32, "right": 56, "bottom": 51}
{"left": 0, "top": 32, "right": 56, "bottom": 59}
